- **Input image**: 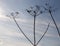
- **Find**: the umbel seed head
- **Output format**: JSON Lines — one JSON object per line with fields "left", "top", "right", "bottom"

{"left": 15, "top": 12, "right": 19, "bottom": 14}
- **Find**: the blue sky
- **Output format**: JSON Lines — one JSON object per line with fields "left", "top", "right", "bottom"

{"left": 0, "top": 0, "right": 60, "bottom": 46}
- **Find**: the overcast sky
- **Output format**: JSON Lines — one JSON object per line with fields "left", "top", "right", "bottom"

{"left": 0, "top": 0, "right": 60, "bottom": 46}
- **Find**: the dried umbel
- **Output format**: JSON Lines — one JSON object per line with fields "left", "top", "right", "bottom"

{"left": 6, "top": 12, "right": 19, "bottom": 18}
{"left": 26, "top": 5, "right": 44, "bottom": 16}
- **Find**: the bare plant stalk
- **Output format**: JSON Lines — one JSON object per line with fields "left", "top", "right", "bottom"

{"left": 36, "top": 23, "right": 50, "bottom": 45}
{"left": 49, "top": 10, "right": 60, "bottom": 37}
{"left": 12, "top": 15, "right": 33, "bottom": 45}
{"left": 33, "top": 15, "right": 36, "bottom": 46}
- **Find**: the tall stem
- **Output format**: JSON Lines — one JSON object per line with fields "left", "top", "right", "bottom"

{"left": 34, "top": 15, "right": 36, "bottom": 46}
{"left": 12, "top": 16, "right": 33, "bottom": 45}
{"left": 36, "top": 23, "right": 50, "bottom": 46}
{"left": 49, "top": 10, "right": 60, "bottom": 36}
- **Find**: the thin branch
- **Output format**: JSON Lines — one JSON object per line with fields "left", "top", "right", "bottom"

{"left": 12, "top": 16, "right": 33, "bottom": 45}
{"left": 49, "top": 10, "right": 60, "bottom": 36}
{"left": 36, "top": 23, "right": 50, "bottom": 45}
{"left": 33, "top": 15, "right": 36, "bottom": 45}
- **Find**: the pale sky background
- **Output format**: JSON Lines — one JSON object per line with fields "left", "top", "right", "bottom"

{"left": 0, "top": 0, "right": 60, "bottom": 46}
